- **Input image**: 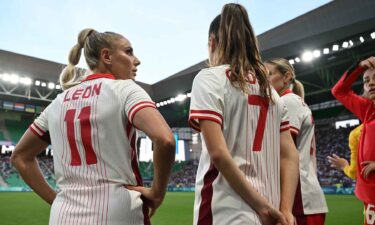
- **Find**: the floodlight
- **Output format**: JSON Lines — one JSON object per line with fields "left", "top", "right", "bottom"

{"left": 48, "top": 82, "right": 55, "bottom": 89}
{"left": 2, "top": 73, "right": 10, "bottom": 82}
{"left": 175, "top": 94, "right": 187, "bottom": 102}
{"left": 313, "top": 50, "right": 321, "bottom": 58}
{"left": 20, "top": 77, "right": 32, "bottom": 85}
{"left": 302, "top": 51, "right": 313, "bottom": 62}
{"left": 10, "top": 74, "right": 19, "bottom": 84}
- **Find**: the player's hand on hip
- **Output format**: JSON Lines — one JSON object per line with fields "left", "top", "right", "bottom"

{"left": 361, "top": 161, "right": 375, "bottom": 179}
{"left": 258, "top": 204, "right": 287, "bottom": 225}
{"left": 126, "top": 185, "right": 164, "bottom": 217}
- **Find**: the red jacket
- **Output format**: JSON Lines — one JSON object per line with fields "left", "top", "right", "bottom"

{"left": 332, "top": 64, "right": 375, "bottom": 203}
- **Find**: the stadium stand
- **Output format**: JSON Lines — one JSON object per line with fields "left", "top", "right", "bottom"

{"left": 0, "top": 123, "right": 357, "bottom": 191}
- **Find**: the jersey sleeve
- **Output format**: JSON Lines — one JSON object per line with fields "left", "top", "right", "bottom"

{"left": 331, "top": 63, "right": 370, "bottom": 122}
{"left": 29, "top": 105, "right": 51, "bottom": 143}
{"left": 188, "top": 70, "right": 224, "bottom": 132}
{"left": 282, "top": 95, "right": 303, "bottom": 136}
{"left": 279, "top": 98, "right": 290, "bottom": 133}
{"left": 116, "top": 80, "right": 156, "bottom": 124}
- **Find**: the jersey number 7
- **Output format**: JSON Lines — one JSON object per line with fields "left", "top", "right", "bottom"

{"left": 65, "top": 106, "right": 98, "bottom": 166}
{"left": 248, "top": 95, "right": 269, "bottom": 152}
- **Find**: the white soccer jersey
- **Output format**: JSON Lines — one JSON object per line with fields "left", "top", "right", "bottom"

{"left": 280, "top": 90, "right": 328, "bottom": 215}
{"left": 189, "top": 65, "right": 290, "bottom": 225}
{"left": 29, "top": 73, "right": 155, "bottom": 225}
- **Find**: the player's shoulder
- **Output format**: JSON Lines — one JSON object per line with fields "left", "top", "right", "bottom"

{"left": 281, "top": 92, "right": 300, "bottom": 101}
{"left": 109, "top": 79, "right": 143, "bottom": 93}
{"left": 194, "top": 65, "right": 228, "bottom": 84}
{"left": 281, "top": 92, "right": 303, "bottom": 107}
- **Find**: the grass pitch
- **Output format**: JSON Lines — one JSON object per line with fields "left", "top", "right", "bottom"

{"left": 0, "top": 192, "right": 363, "bottom": 225}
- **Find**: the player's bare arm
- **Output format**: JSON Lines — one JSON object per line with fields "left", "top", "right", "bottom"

{"left": 279, "top": 130, "right": 299, "bottom": 225}
{"left": 10, "top": 130, "right": 57, "bottom": 205}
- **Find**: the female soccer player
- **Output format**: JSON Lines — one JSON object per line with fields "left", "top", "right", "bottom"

{"left": 11, "top": 28, "right": 176, "bottom": 225}
{"left": 188, "top": 4, "right": 299, "bottom": 225}
{"left": 265, "top": 58, "right": 328, "bottom": 225}
{"left": 332, "top": 56, "right": 375, "bottom": 225}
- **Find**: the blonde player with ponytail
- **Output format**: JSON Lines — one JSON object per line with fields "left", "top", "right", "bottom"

{"left": 11, "top": 28, "right": 175, "bottom": 225}
{"left": 265, "top": 58, "right": 328, "bottom": 225}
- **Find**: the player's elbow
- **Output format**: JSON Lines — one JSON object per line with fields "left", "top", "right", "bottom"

{"left": 154, "top": 133, "right": 176, "bottom": 153}
{"left": 209, "top": 147, "right": 228, "bottom": 168}
{"left": 10, "top": 149, "right": 23, "bottom": 168}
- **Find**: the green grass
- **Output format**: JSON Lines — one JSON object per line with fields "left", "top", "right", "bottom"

{"left": 0, "top": 192, "right": 364, "bottom": 225}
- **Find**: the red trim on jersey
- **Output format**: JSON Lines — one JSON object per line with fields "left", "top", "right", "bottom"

{"left": 290, "top": 126, "right": 300, "bottom": 134}
{"left": 293, "top": 177, "right": 304, "bottom": 216}
{"left": 280, "top": 89, "right": 293, "bottom": 97}
{"left": 280, "top": 126, "right": 290, "bottom": 132}
{"left": 191, "top": 116, "right": 222, "bottom": 126}
{"left": 33, "top": 123, "right": 45, "bottom": 134}
{"left": 280, "top": 121, "right": 290, "bottom": 132}
{"left": 29, "top": 126, "right": 43, "bottom": 138}
{"left": 82, "top": 73, "right": 116, "bottom": 82}
{"left": 197, "top": 163, "right": 219, "bottom": 225}
{"left": 190, "top": 110, "right": 224, "bottom": 121}
{"left": 189, "top": 110, "right": 224, "bottom": 132}
{"left": 128, "top": 101, "right": 156, "bottom": 124}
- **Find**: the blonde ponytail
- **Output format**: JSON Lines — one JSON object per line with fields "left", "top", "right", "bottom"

{"left": 59, "top": 28, "right": 95, "bottom": 90}
{"left": 59, "top": 28, "right": 124, "bottom": 90}
{"left": 292, "top": 80, "right": 305, "bottom": 99}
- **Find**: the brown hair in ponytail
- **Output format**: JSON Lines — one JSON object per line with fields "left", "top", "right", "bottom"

{"left": 208, "top": 3, "right": 273, "bottom": 102}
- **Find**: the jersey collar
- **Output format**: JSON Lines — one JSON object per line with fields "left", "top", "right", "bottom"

{"left": 82, "top": 73, "right": 116, "bottom": 82}
{"left": 280, "top": 89, "right": 293, "bottom": 96}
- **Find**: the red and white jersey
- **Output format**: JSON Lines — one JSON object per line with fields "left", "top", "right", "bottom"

{"left": 280, "top": 90, "right": 328, "bottom": 215}
{"left": 189, "top": 65, "right": 290, "bottom": 225}
{"left": 29, "top": 74, "right": 155, "bottom": 225}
